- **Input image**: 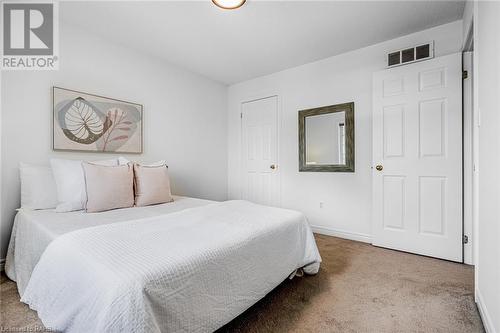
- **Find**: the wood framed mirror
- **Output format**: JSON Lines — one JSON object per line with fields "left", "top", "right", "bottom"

{"left": 298, "top": 102, "right": 355, "bottom": 172}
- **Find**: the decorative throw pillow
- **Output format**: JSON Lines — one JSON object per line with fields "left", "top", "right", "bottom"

{"left": 19, "top": 163, "right": 59, "bottom": 210}
{"left": 51, "top": 158, "right": 118, "bottom": 212}
{"left": 83, "top": 162, "right": 134, "bottom": 213}
{"left": 133, "top": 162, "right": 173, "bottom": 207}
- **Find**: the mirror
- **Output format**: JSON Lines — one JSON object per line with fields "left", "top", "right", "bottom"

{"left": 299, "top": 102, "right": 354, "bottom": 172}
{"left": 305, "top": 111, "right": 346, "bottom": 165}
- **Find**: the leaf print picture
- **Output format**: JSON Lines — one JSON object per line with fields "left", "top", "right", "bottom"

{"left": 53, "top": 87, "right": 143, "bottom": 153}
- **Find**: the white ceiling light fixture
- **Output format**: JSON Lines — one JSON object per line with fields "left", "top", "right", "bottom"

{"left": 212, "top": 0, "right": 246, "bottom": 10}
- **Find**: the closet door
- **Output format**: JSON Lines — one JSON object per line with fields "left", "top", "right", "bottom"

{"left": 241, "top": 96, "right": 280, "bottom": 207}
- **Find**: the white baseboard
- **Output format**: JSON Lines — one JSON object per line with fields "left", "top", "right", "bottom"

{"left": 311, "top": 225, "right": 372, "bottom": 244}
{"left": 476, "top": 288, "right": 496, "bottom": 333}
{"left": 0, "top": 258, "right": 5, "bottom": 272}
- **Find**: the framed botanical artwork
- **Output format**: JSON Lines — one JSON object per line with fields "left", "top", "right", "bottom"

{"left": 53, "top": 87, "right": 143, "bottom": 153}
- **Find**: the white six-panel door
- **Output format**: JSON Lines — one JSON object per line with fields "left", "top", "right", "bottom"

{"left": 372, "top": 53, "right": 462, "bottom": 262}
{"left": 241, "top": 96, "right": 279, "bottom": 206}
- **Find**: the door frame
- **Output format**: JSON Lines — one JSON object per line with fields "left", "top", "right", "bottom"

{"left": 462, "top": 17, "right": 477, "bottom": 272}
{"left": 463, "top": 50, "right": 474, "bottom": 265}
{"left": 239, "top": 93, "right": 282, "bottom": 207}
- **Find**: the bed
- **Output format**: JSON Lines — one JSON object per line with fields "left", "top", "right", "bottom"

{"left": 5, "top": 196, "right": 321, "bottom": 333}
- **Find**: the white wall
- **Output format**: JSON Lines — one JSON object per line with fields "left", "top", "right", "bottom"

{"left": 0, "top": 23, "right": 228, "bottom": 260}
{"left": 227, "top": 21, "right": 463, "bottom": 242}
{"left": 476, "top": 2, "right": 500, "bottom": 332}
{"left": 462, "top": 0, "right": 474, "bottom": 47}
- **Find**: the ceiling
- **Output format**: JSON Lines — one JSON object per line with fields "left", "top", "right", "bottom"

{"left": 61, "top": 1, "right": 465, "bottom": 85}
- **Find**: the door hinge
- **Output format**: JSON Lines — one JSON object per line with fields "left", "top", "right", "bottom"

{"left": 463, "top": 70, "right": 468, "bottom": 80}
{"left": 240, "top": 113, "right": 243, "bottom": 119}
{"left": 463, "top": 235, "right": 469, "bottom": 244}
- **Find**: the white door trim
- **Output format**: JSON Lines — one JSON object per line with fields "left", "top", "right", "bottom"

{"left": 463, "top": 51, "right": 474, "bottom": 265}
{"left": 239, "top": 94, "right": 282, "bottom": 207}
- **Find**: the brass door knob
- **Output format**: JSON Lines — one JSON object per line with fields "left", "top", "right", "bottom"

{"left": 270, "top": 164, "right": 276, "bottom": 170}
{"left": 375, "top": 165, "right": 383, "bottom": 171}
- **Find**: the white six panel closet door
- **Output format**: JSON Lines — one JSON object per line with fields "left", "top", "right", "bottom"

{"left": 241, "top": 96, "right": 280, "bottom": 207}
{"left": 372, "top": 53, "right": 462, "bottom": 262}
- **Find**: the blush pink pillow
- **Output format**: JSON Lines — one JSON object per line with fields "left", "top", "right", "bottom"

{"left": 83, "top": 162, "right": 134, "bottom": 213}
{"left": 133, "top": 163, "right": 173, "bottom": 207}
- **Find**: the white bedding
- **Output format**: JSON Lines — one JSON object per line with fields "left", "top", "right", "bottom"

{"left": 5, "top": 196, "right": 214, "bottom": 295}
{"left": 9, "top": 199, "right": 321, "bottom": 333}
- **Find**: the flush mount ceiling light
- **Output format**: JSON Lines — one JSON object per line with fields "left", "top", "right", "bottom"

{"left": 212, "top": 0, "right": 246, "bottom": 10}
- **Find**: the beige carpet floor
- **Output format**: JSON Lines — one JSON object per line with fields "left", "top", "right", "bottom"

{"left": 0, "top": 234, "right": 484, "bottom": 333}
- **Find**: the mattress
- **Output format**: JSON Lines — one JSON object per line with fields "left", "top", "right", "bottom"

{"left": 5, "top": 195, "right": 214, "bottom": 294}
{"left": 7, "top": 197, "right": 321, "bottom": 333}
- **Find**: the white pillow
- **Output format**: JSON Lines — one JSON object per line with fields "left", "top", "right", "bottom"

{"left": 118, "top": 156, "right": 130, "bottom": 165}
{"left": 51, "top": 158, "right": 118, "bottom": 212}
{"left": 145, "top": 160, "right": 167, "bottom": 167}
{"left": 19, "top": 163, "right": 59, "bottom": 210}
{"left": 118, "top": 157, "right": 167, "bottom": 167}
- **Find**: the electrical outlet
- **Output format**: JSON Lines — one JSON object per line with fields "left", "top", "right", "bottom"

{"left": 319, "top": 202, "right": 324, "bottom": 209}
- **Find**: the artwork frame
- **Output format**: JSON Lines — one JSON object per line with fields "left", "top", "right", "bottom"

{"left": 52, "top": 86, "right": 143, "bottom": 154}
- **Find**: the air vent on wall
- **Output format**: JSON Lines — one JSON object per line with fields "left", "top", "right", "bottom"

{"left": 387, "top": 41, "right": 434, "bottom": 68}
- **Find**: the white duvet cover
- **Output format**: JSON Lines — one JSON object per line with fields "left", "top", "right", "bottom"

{"left": 5, "top": 196, "right": 213, "bottom": 295}
{"left": 19, "top": 200, "right": 321, "bottom": 333}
